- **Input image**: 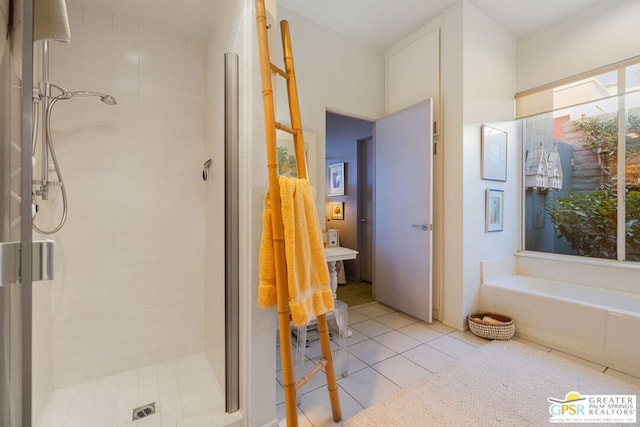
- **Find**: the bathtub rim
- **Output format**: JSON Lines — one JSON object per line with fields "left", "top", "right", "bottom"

{"left": 481, "top": 277, "right": 640, "bottom": 319}
{"left": 481, "top": 252, "right": 640, "bottom": 295}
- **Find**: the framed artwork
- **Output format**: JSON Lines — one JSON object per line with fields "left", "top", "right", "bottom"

{"left": 276, "top": 130, "right": 317, "bottom": 199}
{"left": 328, "top": 162, "right": 345, "bottom": 196}
{"left": 481, "top": 125, "right": 508, "bottom": 182}
{"left": 486, "top": 189, "right": 504, "bottom": 232}
{"left": 327, "top": 229, "right": 339, "bottom": 247}
{"left": 331, "top": 202, "right": 344, "bottom": 220}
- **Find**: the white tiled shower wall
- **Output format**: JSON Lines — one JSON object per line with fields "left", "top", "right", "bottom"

{"left": 34, "top": 1, "right": 208, "bottom": 390}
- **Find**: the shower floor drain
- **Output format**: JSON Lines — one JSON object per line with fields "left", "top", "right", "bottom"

{"left": 132, "top": 402, "right": 156, "bottom": 420}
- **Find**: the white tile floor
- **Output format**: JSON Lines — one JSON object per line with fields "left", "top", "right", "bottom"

{"left": 37, "top": 353, "right": 241, "bottom": 427}
{"left": 36, "top": 301, "right": 640, "bottom": 427}
{"left": 276, "top": 301, "right": 640, "bottom": 427}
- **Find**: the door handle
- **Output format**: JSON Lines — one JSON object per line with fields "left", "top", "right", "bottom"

{"left": 0, "top": 240, "right": 54, "bottom": 286}
{"left": 360, "top": 218, "right": 367, "bottom": 222}
{"left": 411, "top": 224, "right": 432, "bottom": 231}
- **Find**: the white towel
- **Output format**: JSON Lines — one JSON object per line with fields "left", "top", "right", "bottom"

{"left": 34, "top": 0, "right": 70, "bottom": 43}
{"left": 8, "top": 0, "right": 22, "bottom": 77}
{"left": 7, "top": 0, "right": 70, "bottom": 78}
{"left": 0, "top": 0, "right": 8, "bottom": 62}
{"left": 9, "top": 0, "right": 22, "bottom": 79}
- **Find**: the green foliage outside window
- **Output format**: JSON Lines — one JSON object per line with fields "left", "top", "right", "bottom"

{"left": 545, "top": 113, "right": 640, "bottom": 261}
{"left": 546, "top": 189, "right": 640, "bottom": 260}
{"left": 572, "top": 113, "right": 640, "bottom": 176}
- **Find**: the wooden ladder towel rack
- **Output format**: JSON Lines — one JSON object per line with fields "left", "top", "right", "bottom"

{"left": 255, "top": 1, "right": 342, "bottom": 425}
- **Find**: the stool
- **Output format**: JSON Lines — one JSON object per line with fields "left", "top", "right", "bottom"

{"left": 292, "top": 299, "right": 349, "bottom": 379}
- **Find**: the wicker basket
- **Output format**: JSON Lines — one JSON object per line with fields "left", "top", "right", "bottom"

{"left": 468, "top": 313, "right": 515, "bottom": 340}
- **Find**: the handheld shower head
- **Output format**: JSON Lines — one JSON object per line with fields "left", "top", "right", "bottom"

{"left": 100, "top": 94, "right": 117, "bottom": 105}
{"left": 68, "top": 90, "right": 118, "bottom": 105}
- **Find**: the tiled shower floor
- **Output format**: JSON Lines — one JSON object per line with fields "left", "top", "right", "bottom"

{"left": 37, "top": 353, "right": 241, "bottom": 427}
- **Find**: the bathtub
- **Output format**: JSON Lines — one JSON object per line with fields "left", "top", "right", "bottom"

{"left": 480, "top": 257, "right": 640, "bottom": 378}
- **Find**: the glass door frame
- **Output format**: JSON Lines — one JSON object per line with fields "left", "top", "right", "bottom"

{"left": 20, "top": 0, "right": 35, "bottom": 425}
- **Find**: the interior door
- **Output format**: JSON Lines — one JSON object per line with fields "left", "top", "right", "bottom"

{"left": 357, "top": 137, "right": 374, "bottom": 282}
{"left": 374, "top": 100, "right": 433, "bottom": 322}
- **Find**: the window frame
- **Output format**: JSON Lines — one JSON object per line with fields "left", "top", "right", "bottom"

{"left": 518, "top": 59, "right": 640, "bottom": 263}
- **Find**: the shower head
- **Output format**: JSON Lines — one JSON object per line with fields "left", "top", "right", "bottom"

{"left": 100, "top": 94, "right": 117, "bottom": 105}
{"left": 68, "top": 90, "right": 117, "bottom": 105}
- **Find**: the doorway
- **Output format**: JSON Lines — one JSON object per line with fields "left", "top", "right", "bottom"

{"left": 326, "top": 112, "right": 374, "bottom": 306}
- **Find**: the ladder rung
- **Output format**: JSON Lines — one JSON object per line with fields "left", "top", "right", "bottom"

{"left": 275, "top": 122, "right": 296, "bottom": 135}
{"left": 270, "top": 63, "right": 288, "bottom": 78}
{"left": 295, "top": 359, "right": 329, "bottom": 391}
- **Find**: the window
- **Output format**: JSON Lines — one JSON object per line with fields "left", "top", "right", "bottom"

{"left": 519, "top": 60, "right": 640, "bottom": 262}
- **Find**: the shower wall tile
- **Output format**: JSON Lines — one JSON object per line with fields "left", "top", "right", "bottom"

{"left": 165, "top": 34, "right": 187, "bottom": 71}
{"left": 113, "top": 16, "right": 140, "bottom": 61}
{"left": 33, "top": 281, "right": 53, "bottom": 421}
{"left": 139, "top": 25, "right": 165, "bottom": 100}
{"left": 83, "top": 10, "right": 113, "bottom": 93}
{"left": 186, "top": 41, "right": 206, "bottom": 97}
{"left": 50, "top": 12, "right": 84, "bottom": 89}
{"left": 45, "top": 4, "right": 207, "bottom": 389}
{"left": 112, "top": 94, "right": 140, "bottom": 142}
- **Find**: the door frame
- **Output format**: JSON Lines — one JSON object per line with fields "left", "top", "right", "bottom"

{"left": 20, "top": 0, "right": 35, "bottom": 425}
{"left": 432, "top": 131, "right": 443, "bottom": 321}
{"left": 356, "top": 136, "right": 374, "bottom": 283}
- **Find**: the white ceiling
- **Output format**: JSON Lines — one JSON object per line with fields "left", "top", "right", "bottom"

{"left": 277, "top": 0, "right": 607, "bottom": 49}
{"left": 84, "top": 0, "right": 606, "bottom": 46}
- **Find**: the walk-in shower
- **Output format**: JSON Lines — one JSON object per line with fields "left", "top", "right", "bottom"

{"left": 2, "top": 2, "right": 243, "bottom": 425}
{"left": 31, "top": 40, "right": 116, "bottom": 235}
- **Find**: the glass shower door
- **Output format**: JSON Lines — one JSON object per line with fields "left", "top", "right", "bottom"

{"left": 0, "top": 41, "right": 26, "bottom": 427}
{"left": 1, "top": 1, "right": 33, "bottom": 425}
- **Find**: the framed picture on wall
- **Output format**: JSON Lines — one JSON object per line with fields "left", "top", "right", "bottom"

{"left": 331, "top": 202, "right": 344, "bottom": 220}
{"left": 276, "top": 130, "right": 317, "bottom": 199}
{"left": 328, "top": 162, "right": 345, "bottom": 196}
{"left": 486, "top": 188, "right": 504, "bottom": 232}
{"left": 481, "top": 125, "right": 508, "bottom": 182}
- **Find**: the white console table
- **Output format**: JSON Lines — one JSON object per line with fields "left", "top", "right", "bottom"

{"left": 324, "top": 246, "right": 358, "bottom": 299}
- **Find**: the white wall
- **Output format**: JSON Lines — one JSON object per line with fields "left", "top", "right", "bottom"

{"left": 204, "top": 0, "right": 235, "bottom": 394}
{"left": 213, "top": 1, "right": 278, "bottom": 425}
{"left": 385, "top": 24, "right": 440, "bottom": 121}
{"left": 42, "top": 1, "right": 206, "bottom": 388}
{"left": 275, "top": 7, "right": 385, "bottom": 204}
{"left": 441, "top": 2, "right": 465, "bottom": 329}
{"left": 517, "top": 0, "right": 640, "bottom": 92}
{"left": 441, "top": 1, "right": 518, "bottom": 329}
{"left": 460, "top": 2, "right": 518, "bottom": 325}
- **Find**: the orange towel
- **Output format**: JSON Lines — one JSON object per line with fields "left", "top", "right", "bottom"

{"left": 258, "top": 176, "right": 334, "bottom": 326}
